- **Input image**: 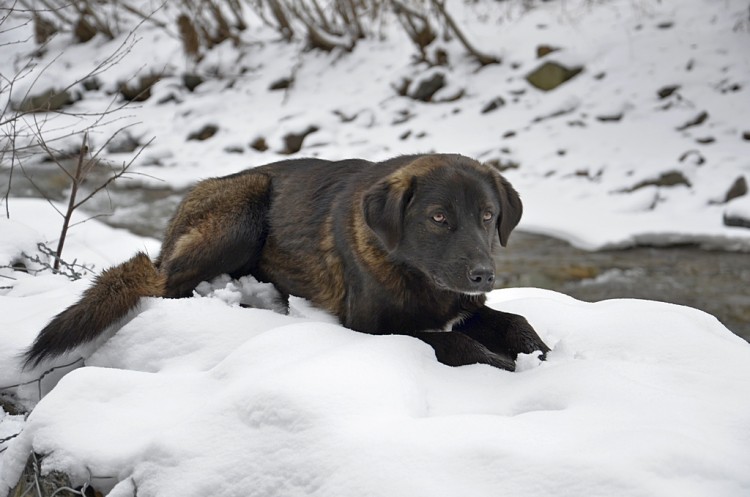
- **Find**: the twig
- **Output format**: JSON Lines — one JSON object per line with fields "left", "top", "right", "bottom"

{"left": 430, "top": 0, "right": 499, "bottom": 65}
{"left": 54, "top": 132, "right": 89, "bottom": 270}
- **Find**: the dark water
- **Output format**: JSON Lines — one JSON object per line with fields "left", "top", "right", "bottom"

{"left": 495, "top": 232, "right": 750, "bottom": 341}
{"left": 4, "top": 160, "right": 749, "bottom": 341}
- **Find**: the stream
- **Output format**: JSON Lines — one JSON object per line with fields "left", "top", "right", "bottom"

{"left": 5, "top": 160, "right": 749, "bottom": 342}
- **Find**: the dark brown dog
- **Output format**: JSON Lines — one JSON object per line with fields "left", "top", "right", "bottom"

{"left": 25, "top": 154, "right": 549, "bottom": 370}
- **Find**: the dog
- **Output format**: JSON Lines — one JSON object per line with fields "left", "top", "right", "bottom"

{"left": 24, "top": 154, "right": 549, "bottom": 371}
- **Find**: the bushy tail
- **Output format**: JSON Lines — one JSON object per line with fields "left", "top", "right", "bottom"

{"left": 24, "top": 252, "right": 165, "bottom": 369}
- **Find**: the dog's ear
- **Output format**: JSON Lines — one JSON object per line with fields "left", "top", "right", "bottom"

{"left": 492, "top": 173, "right": 523, "bottom": 247}
{"left": 362, "top": 176, "right": 414, "bottom": 251}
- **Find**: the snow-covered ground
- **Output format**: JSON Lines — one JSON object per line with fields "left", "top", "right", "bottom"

{"left": 2, "top": 0, "right": 750, "bottom": 495}
{"left": 1, "top": 215, "right": 750, "bottom": 496}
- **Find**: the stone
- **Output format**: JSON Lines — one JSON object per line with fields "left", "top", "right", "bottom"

{"left": 526, "top": 61, "right": 582, "bottom": 91}
{"left": 596, "top": 113, "right": 623, "bottom": 122}
{"left": 269, "top": 77, "right": 293, "bottom": 91}
{"left": 16, "top": 88, "right": 74, "bottom": 112}
{"left": 481, "top": 96, "right": 506, "bottom": 114}
{"left": 183, "top": 73, "right": 204, "bottom": 92}
{"left": 250, "top": 137, "right": 268, "bottom": 152}
{"left": 119, "top": 74, "right": 162, "bottom": 102}
{"left": 74, "top": 15, "right": 96, "bottom": 43}
{"left": 676, "top": 111, "right": 709, "bottom": 131}
{"left": 187, "top": 124, "right": 218, "bottom": 141}
{"left": 409, "top": 73, "right": 446, "bottom": 102}
{"left": 724, "top": 176, "right": 748, "bottom": 203}
{"left": 723, "top": 213, "right": 750, "bottom": 229}
{"left": 624, "top": 171, "right": 691, "bottom": 192}
{"left": 107, "top": 132, "right": 140, "bottom": 153}
{"left": 536, "top": 44, "right": 560, "bottom": 58}
{"left": 33, "top": 13, "right": 57, "bottom": 44}
{"left": 657, "top": 85, "right": 680, "bottom": 99}
{"left": 282, "top": 126, "right": 319, "bottom": 154}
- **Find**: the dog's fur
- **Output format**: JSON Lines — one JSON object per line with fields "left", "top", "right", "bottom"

{"left": 25, "top": 154, "right": 549, "bottom": 370}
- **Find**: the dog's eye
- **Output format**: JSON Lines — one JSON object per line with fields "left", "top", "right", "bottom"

{"left": 483, "top": 211, "right": 494, "bottom": 222}
{"left": 432, "top": 212, "right": 447, "bottom": 224}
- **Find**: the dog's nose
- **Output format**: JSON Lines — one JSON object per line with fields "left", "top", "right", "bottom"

{"left": 468, "top": 266, "right": 495, "bottom": 289}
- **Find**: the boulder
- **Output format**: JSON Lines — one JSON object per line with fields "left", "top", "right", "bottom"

{"left": 481, "top": 96, "right": 506, "bottom": 114}
{"left": 16, "top": 88, "right": 74, "bottom": 112}
{"left": 409, "top": 73, "right": 446, "bottom": 102}
{"left": 187, "top": 124, "right": 218, "bottom": 141}
{"left": 526, "top": 61, "right": 582, "bottom": 91}
{"left": 119, "top": 74, "right": 162, "bottom": 102}
{"left": 282, "top": 126, "right": 319, "bottom": 154}
{"left": 250, "top": 137, "right": 268, "bottom": 152}
{"left": 623, "top": 171, "right": 691, "bottom": 193}
{"left": 724, "top": 176, "right": 748, "bottom": 203}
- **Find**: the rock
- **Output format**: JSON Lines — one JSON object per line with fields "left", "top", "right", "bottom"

{"left": 16, "top": 88, "right": 74, "bottom": 112}
{"left": 282, "top": 126, "right": 319, "bottom": 154}
{"left": 536, "top": 44, "right": 560, "bottom": 58}
{"left": 107, "top": 132, "right": 140, "bottom": 153}
{"left": 724, "top": 215, "right": 750, "bottom": 229}
{"left": 723, "top": 195, "right": 750, "bottom": 229}
{"left": 74, "top": 15, "right": 97, "bottom": 43}
{"left": 676, "top": 111, "right": 708, "bottom": 131}
{"left": 596, "top": 113, "right": 623, "bottom": 122}
{"left": 183, "top": 73, "right": 204, "bottom": 92}
{"left": 623, "top": 171, "right": 691, "bottom": 192}
{"left": 33, "top": 13, "right": 57, "bottom": 44}
{"left": 393, "top": 78, "right": 411, "bottom": 97}
{"left": 9, "top": 453, "right": 103, "bottom": 497}
{"left": 432, "top": 48, "right": 449, "bottom": 66}
{"left": 657, "top": 85, "right": 680, "bottom": 99}
{"left": 724, "top": 176, "right": 748, "bottom": 203}
{"left": 269, "top": 77, "right": 293, "bottom": 91}
{"left": 742, "top": 131, "right": 750, "bottom": 141}
{"left": 481, "top": 96, "right": 506, "bottom": 114}
{"left": 409, "top": 73, "right": 446, "bottom": 102}
{"left": 695, "top": 136, "right": 715, "bottom": 144}
{"left": 119, "top": 74, "right": 162, "bottom": 102}
{"left": 678, "top": 149, "right": 705, "bottom": 166}
{"left": 82, "top": 78, "right": 101, "bottom": 91}
{"left": 526, "top": 61, "right": 582, "bottom": 91}
{"left": 250, "top": 137, "right": 269, "bottom": 152}
{"left": 187, "top": 124, "right": 218, "bottom": 141}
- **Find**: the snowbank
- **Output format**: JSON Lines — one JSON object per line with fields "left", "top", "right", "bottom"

{"left": 1, "top": 208, "right": 750, "bottom": 497}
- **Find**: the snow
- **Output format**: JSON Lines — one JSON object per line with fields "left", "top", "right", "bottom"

{"left": 2, "top": 199, "right": 750, "bottom": 497}
{"left": 2, "top": 0, "right": 750, "bottom": 495}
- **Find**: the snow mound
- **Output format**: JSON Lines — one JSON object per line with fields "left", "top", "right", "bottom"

{"left": 2, "top": 281, "right": 749, "bottom": 496}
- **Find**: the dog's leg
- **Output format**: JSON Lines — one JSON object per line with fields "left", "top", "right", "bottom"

{"left": 453, "top": 306, "right": 550, "bottom": 361}
{"left": 411, "top": 331, "right": 517, "bottom": 371}
{"left": 157, "top": 173, "right": 272, "bottom": 298}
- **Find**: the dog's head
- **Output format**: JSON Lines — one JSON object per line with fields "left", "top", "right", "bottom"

{"left": 363, "top": 154, "right": 522, "bottom": 294}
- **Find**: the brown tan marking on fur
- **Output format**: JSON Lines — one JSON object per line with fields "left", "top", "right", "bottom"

{"left": 160, "top": 173, "right": 271, "bottom": 267}
{"left": 385, "top": 154, "right": 445, "bottom": 191}
{"left": 316, "top": 214, "right": 346, "bottom": 316}
{"left": 351, "top": 189, "right": 409, "bottom": 299}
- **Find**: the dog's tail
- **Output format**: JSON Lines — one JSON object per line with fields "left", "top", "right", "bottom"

{"left": 23, "top": 252, "right": 165, "bottom": 369}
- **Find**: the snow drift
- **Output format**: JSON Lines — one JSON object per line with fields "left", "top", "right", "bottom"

{"left": 1, "top": 210, "right": 750, "bottom": 497}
